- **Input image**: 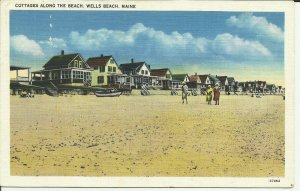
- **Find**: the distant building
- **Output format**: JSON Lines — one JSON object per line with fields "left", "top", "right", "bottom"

{"left": 209, "top": 75, "right": 221, "bottom": 86}
{"left": 170, "top": 73, "right": 189, "bottom": 89}
{"left": 119, "top": 59, "right": 155, "bottom": 88}
{"left": 227, "top": 77, "right": 236, "bottom": 91}
{"left": 87, "top": 54, "right": 126, "bottom": 87}
{"left": 255, "top": 80, "right": 267, "bottom": 93}
{"left": 151, "top": 68, "right": 177, "bottom": 89}
{"left": 31, "top": 50, "right": 92, "bottom": 86}
{"left": 216, "top": 76, "right": 229, "bottom": 91}
{"left": 172, "top": 74, "right": 190, "bottom": 83}
{"left": 199, "top": 75, "right": 211, "bottom": 88}
{"left": 188, "top": 73, "right": 202, "bottom": 90}
{"left": 266, "top": 84, "right": 276, "bottom": 94}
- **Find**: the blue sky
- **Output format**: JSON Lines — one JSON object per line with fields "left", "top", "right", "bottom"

{"left": 10, "top": 11, "right": 285, "bottom": 85}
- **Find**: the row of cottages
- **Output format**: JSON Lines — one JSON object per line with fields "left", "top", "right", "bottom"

{"left": 31, "top": 51, "right": 181, "bottom": 89}
{"left": 215, "top": 76, "right": 236, "bottom": 92}
{"left": 236, "top": 81, "right": 274, "bottom": 93}
{"left": 29, "top": 50, "right": 283, "bottom": 93}
{"left": 185, "top": 74, "right": 223, "bottom": 90}
{"left": 187, "top": 74, "right": 238, "bottom": 92}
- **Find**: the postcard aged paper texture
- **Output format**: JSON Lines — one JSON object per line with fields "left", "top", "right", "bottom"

{"left": 0, "top": 0, "right": 295, "bottom": 187}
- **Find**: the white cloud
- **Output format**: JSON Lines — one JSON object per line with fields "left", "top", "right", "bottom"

{"left": 69, "top": 23, "right": 209, "bottom": 54}
{"left": 226, "top": 13, "right": 284, "bottom": 42}
{"left": 39, "top": 37, "right": 67, "bottom": 49}
{"left": 11, "top": 35, "right": 44, "bottom": 56}
{"left": 212, "top": 33, "right": 271, "bottom": 57}
{"left": 69, "top": 23, "right": 271, "bottom": 59}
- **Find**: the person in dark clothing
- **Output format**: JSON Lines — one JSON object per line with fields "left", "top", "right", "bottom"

{"left": 213, "top": 83, "right": 221, "bottom": 105}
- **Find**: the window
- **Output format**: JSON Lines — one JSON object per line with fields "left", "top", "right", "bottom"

{"left": 61, "top": 71, "right": 71, "bottom": 79}
{"left": 94, "top": 66, "right": 99, "bottom": 70}
{"left": 53, "top": 72, "right": 58, "bottom": 79}
{"left": 145, "top": 70, "right": 148, "bottom": 75}
{"left": 97, "top": 76, "right": 104, "bottom": 84}
{"left": 62, "top": 71, "right": 65, "bottom": 79}
{"left": 99, "top": 66, "right": 105, "bottom": 72}
{"left": 141, "top": 70, "right": 144, "bottom": 74}
{"left": 108, "top": 66, "right": 112, "bottom": 72}
{"left": 74, "top": 60, "right": 78, "bottom": 67}
{"left": 110, "top": 59, "right": 114, "bottom": 64}
{"left": 79, "top": 61, "right": 82, "bottom": 68}
{"left": 113, "top": 67, "right": 116, "bottom": 72}
{"left": 107, "top": 76, "right": 111, "bottom": 83}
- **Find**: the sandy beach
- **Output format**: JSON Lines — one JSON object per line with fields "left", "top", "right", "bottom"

{"left": 10, "top": 91, "right": 285, "bottom": 176}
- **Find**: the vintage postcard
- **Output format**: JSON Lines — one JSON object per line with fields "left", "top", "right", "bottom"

{"left": 0, "top": 0, "right": 295, "bottom": 187}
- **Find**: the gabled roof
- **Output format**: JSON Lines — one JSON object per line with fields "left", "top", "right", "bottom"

{"left": 238, "top": 82, "right": 246, "bottom": 86}
{"left": 119, "top": 62, "right": 150, "bottom": 72}
{"left": 43, "top": 53, "right": 87, "bottom": 69}
{"left": 199, "top": 75, "right": 209, "bottom": 83}
{"left": 189, "top": 75, "right": 200, "bottom": 82}
{"left": 87, "top": 55, "right": 113, "bottom": 68}
{"left": 216, "top": 76, "right": 227, "bottom": 85}
{"left": 172, "top": 74, "right": 189, "bottom": 81}
{"left": 209, "top": 75, "right": 220, "bottom": 83}
{"left": 257, "top": 81, "right": 266, "bottom": 86}
{"left": 227, "top": 77, "right": 235, "bottom": 84}
{"left": 266, "top": 84, "right": 275, "bottom": 89}
{"left": 150, "top": 68, "right": 171, "bottom": 77}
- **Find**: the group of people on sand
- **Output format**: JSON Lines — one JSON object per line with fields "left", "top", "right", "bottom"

{"left": 181, "top": 82, "right": 221, "bottom": 105}
{"left": 205, "top": 84, "right": 220, "bottom": 105}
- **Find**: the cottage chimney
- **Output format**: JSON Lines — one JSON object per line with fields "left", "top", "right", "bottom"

{"left": 101, "top": 54, "right": 103, "bottom": 57}
{"left": 131, "top": 58, "right": 134, "bottom": 64}
{"left": 61, "top": 50, "right": 64, "bottom": 55}
{"left": 195, "top": 72, "right": 197, "bottom": 76}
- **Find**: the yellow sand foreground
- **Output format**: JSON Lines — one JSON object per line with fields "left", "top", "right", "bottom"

{"left": 10, "top": 92, "right": 285, "bottom": 176}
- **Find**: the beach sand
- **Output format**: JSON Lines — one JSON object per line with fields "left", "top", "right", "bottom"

{"left": 10, "top": 91, "right": 285, "bottom": 176}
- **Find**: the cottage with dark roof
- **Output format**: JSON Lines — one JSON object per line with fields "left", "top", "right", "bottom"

{"left": 216, "top": 76, "right": 229, "bottom": 91}
{"left": 255, "top": 80, "right": 267, "bottom": 93}
{"left": 31, "top": 50, "right": 92, "bottom": 85}
{"left": 87, "top": 54, "right": 123, "bottom": 86}
{"left": 199, "top": 75, "right": 211, "bottom": 88}
{"left": 266, "top": 84, "right": 276, "bottom": 94}
{"left": 119, "top": 59, "right": 154, "bottom": 88}
{"left": 172, "top": 74, "right": 190, "bottom": 82}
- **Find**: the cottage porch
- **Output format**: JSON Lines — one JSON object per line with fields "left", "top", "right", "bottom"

{"left": 10, "top": 66, "right": 30, "bottom": 82}
{"left": 31, "top": 68, "right": 92, "bottom": 85}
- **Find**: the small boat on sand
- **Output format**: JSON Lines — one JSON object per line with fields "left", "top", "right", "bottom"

{"left": 94, "top": 90, "right": 122, "bottom": 97}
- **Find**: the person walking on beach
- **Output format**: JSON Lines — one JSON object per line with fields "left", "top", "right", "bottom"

{"left": 213, "top": 83, "right": 221, "bottom": 105}
{"left": 182, "top": 81, "right": 188, "bottom": 104}
{"left": 206, "top": 85, "right": 213, "bottom": 105}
